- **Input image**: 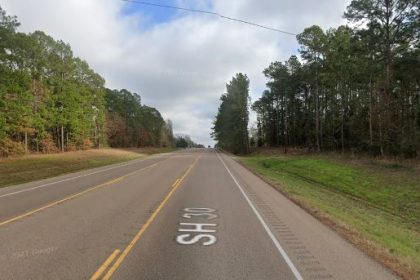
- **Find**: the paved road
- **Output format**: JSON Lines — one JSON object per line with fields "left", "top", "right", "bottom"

{"left": 0, "top": 149, "right": 398, "bottom": 279}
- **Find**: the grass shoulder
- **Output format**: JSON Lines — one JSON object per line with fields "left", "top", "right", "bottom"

{"left": 239, "top": 150, "right": 419, "bottom": 280}
{"left": 0, "top": 147, "right": 175, "bottom": 188}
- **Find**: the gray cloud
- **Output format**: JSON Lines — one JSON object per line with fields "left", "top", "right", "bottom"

{"left": 2, "top": 0, "right": 351, "bottom": 146}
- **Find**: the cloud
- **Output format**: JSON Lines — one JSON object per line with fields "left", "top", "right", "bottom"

{"left": 2, "top": 0, "right": 351, "bottom": 146}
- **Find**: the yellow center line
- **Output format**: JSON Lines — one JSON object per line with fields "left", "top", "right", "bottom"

{"left": 101, "top": 156, "right": 201, "bottom": 280}
{"left": 90, "top": 249, "right": 121, "bottom": 280}
{"left": 171, "top": 178, "right": 180, "bottom": 187}
{"left": 0, "top": 159, "right": 169, "bottom": 227}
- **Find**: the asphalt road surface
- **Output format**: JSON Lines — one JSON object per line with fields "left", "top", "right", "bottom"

{"left": 0, "top": 149, "right": 398, "bottom": 280}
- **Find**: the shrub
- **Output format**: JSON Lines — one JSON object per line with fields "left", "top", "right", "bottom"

{"left": 0, "top": 138, "right": 25, "bottom": 157}
{"left": 40, "top": 135, "right": 58, "bottom": 154}
{"left": 65, "top": 142, "right": 77, "bottom": 152}
{"left": 79, "top": 138, "right": 93, "bottom": 150}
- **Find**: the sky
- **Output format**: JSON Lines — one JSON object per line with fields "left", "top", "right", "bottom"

{"left": 1, "top": 0, "right": 351, "bottom": 146}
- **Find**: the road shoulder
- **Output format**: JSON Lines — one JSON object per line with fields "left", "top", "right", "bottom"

{"left": 223, "top": 153, "right": 399, "bottom": 280}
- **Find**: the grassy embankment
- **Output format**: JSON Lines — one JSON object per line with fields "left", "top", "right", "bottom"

{"left": 240, "top": 151, "right": 419, "bottom": 279}
{"left": 0, "top": 147, "right": 175, "bottom": 188}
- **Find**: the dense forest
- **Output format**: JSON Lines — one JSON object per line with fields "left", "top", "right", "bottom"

{"left": 105, "top": 88, "right": 174, "bottom": 148}
{"left": 214, "top": 0, "right": 419, "bottom": 157}
{"left": 0, "top": 6, "right": 174, "bottom": 156}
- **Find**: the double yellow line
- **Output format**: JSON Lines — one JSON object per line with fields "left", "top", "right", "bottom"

{"left": 91, "top": 156, "right": 200, "bottom": 280}
{"left": 0, "top": 160, "right": 165, "bottom": 227}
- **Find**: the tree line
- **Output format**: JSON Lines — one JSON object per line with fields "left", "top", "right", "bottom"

{"left": 105, "top": 88, "right": 174, "bottom": 148}
{"left": 212, "top": 73, "right": 250, "bottom": 154}
{"left": 213, "top": 0, "right": 419, "bottom": 157}
{"left": 174, "top": 134, "right": 205, "bottom": 148}
{"left": 0, "top": 6, "right": 174, "bottom": 156}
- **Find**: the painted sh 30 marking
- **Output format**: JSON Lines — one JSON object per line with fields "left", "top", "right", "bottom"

{"left": 176, "top": 208, "right": 218, "bottom": 246}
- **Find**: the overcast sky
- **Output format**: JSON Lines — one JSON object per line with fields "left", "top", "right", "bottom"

{"left": 2, "top": 0, "right": 351, "bottom": 146}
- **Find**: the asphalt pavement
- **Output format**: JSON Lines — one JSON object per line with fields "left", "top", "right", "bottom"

{"left": 0, "top": 149, "right": 398, "bottom": 279}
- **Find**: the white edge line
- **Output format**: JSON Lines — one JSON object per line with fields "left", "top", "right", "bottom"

{"left": 217, "top": 152, "right": 303, "bottom": 280}
{"left": 0, "top": 154, "right": 167, "bottom": 199}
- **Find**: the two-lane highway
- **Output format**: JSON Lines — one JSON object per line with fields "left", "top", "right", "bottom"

{"left": 0, "top": 149, "right": 398, "bottom": 279}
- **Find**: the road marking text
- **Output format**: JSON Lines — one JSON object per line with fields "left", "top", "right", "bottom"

{"left": 176, "top": 207, "right": 218, "bottom": 246}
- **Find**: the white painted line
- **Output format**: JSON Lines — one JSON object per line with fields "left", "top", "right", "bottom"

{"left": 217, "top": 152, "right": 303, "bottom": 280}
{"left": 0, "top": 155, "right": 166, "bottom": 199}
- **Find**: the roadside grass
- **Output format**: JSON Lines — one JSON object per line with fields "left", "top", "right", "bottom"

{"left": 0, "top": 147, "right": 175, "bottom": 188}
{"left": 239, "top": 153, "right": 420, "bottom": 279}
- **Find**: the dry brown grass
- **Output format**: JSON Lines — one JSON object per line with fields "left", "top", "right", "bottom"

{"left": 0, "top": 148, "right": 174, "bottom": 188}
{"left": 0, "top": 148, "right": 141, "bottom": 161}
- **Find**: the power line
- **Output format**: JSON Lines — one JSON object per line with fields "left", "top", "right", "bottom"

{"left": 121, "top": 0, "right": 297, "bottom": 36}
